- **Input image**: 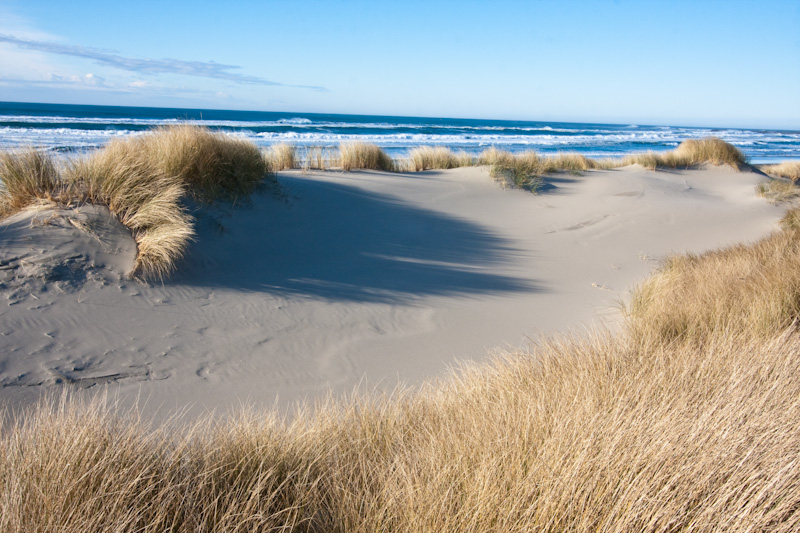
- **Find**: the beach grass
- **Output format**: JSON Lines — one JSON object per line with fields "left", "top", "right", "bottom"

{"left": 483, "top": 150, "right": 598, "bottom": 192}
{"left": 623, "top": 137, "right": 748, "bottom": 170}
{"left": 0, "top": 148, "right": 64, "bottom": 216}
{"left": 756, "top": 178, "right": 800, "bottom": 203}
{"left": 0, "top": 126, "right": 268, "bottom": 279}
{"left": 65, "top": 126, "right": 273, "bottom": 278}
{"left": 339, "top": 142, "right": 395, "bottom": 171}
{"left": 67, "top": 143, "right": 194, "bottom": 279}
{"left": 626, "top": 208, "right": 800, "bottom": 344}
{"left": 266, "top": 142, "right": 297, "bottom": 171}
{"left": 301, "top": 145, "right": 340, "bottom": 171}
{"left": 488, "top": 150, "right": 545, "bottom": 191}
{"left": 759, "top": 161, "right": 800, "bottom": 182}
{"left": 409, "top": 146, "right": 474, "bottom": 171}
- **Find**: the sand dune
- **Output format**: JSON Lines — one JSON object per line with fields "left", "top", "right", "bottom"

{"left": 0, "top": 165, "right": 783, "bottom": 420}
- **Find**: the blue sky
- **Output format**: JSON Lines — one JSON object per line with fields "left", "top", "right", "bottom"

{"left": 0, "top": 0, "right": 798, "bottom": 129}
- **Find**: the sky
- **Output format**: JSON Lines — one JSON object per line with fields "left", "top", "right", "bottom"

{"left": 0, "top": 0, "right": 798, "bottom": 129}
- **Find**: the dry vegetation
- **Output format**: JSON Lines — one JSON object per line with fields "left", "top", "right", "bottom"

{"left": 622, "top": 137, "right": 748, "bottom": 170}
{"left": 3, "top": 135, "right": 799, "bottom": 530}
{"left": 300, "top": 146, "right": 340, "bottom": 171}
{"left": 759, "top": 161, "right": 800, "bottom": 182}
{"left": 339, "top": 142, "right": 395, "bottom": 172}
{"left": 757, "top": 178, "right": 800, "bottom": 203}
{"left": 0, "top": 148, "right": 67, "bottom": 217}
{"left": 0, "top": 126, "right": 274, "bottom": 279}
{"left": 409, "top": 145, "right": 473, "bottom": 171}
{"left": 481, "top": 149, "right": 601, "bottom": 192}
{"left": 627, "top": 209, "right": 800, "bottom": 344}
{"left": 265, "top": 142, "right": 297, "bottom": 171}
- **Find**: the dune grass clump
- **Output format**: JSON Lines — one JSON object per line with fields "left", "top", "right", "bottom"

{"left": 760, "top": 161, "right": 800, "bottom": 182}
{"left": 117, "top": 125, "right": 271, "bottom": 204}
{"left": 488, "top": 150, "right": 545, "bottom": 192}
{"left": 0, "top": 148, "right": 64, "bottom": 216}
{"left": 300, "top": 146, "right": 340, "bottom": 171}
{"left": 339, "top": 142, "right": 395, "bottom": 172}
{"left": 409, "top": 146, "right": 474, "bottom": 171}
{"left": 543, "top": 152, "right": 595, "bottom": 172}
{"left": 67, "top": 142, "right": 194, "bottom": 279}
{"left": 627, "top": 208, "right": 800, "bottom": 344}
{"left": 266, "top": 142, "right": 297, "bottom": 171}
{"left": 756, "top": 178, "right": 800, "bottom": 203}
{"left": 65, "top": 126, "right": 273, "bottom": 279}
{"left": 478, "top": 146, "right": 516, "bottom": 167}
{"left": 623, "top": 137, "right": 748, "bottom": 170}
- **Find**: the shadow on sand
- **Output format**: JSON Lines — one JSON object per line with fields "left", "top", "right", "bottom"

{"left": 176, "top": 177, "right": 541, "bottom": 304}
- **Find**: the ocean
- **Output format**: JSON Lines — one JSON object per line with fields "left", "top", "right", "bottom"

{"left": 1, "top": 101, "right": 798, "bottom": 164}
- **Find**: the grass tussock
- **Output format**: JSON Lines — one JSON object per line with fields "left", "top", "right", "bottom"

{"left": 266, "top": 142, "right": 297, "bottom": 171}
{"left": 760, "top": 161, "right": 800, "bottom": 182}
{"left": 757, "top": 178, "right": 800, "bottom": 203}
{"left": 483, "top": 150, "right": 597, "bottom": 192}
{"left": 409, "top": 146, "right": 473, "bottom": 171}
{"left": 65, "top": 126, "right": 272, "bottom": 279}
{"left": 623, "top": 137, "right": 748, "bottom": 170}
{"left": 301, "top": 146, "right": 340, "bottom": 171}
{"left": 0, "top": 148, "right": 65, "bottom": 216}
{"left": 627, "top": 209, "right": 800, "bottom": 344}
{"left": 67, "top": 146, "right": 194, "bottom": 279}
{"left": 114, "top": 125, "right": 270, "bottom": 204}
{"left": 0, "top": 126, "right": 273, "bottom": 279}
{"left": 488, "top": 150, "right": 545, "bottom": 191}
{"left": 339, "top": 142, "right": 395, "bottom": 172}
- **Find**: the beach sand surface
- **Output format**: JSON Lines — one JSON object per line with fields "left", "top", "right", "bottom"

{"left": 0, "top": 165, "right": 784, "bottom": 421}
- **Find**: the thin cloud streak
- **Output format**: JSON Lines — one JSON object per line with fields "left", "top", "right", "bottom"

{"left": 0, "top": 34, "right": 327, "bottom": 92}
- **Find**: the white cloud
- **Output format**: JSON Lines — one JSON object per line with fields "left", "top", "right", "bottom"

{"left": 0, "top": 33, "right": 328, "bottom": 92}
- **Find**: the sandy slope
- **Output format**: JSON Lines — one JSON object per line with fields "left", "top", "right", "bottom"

{"left": 0, "top": 165, "right": 784, "bottom": 421}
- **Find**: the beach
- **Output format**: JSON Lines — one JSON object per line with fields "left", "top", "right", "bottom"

{"left": 0, "top": 162, "right": 783, "bottom": 421}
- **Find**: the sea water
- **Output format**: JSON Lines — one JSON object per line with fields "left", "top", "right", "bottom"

{"left": 1, "top": 101, "right": 798, "bottom": 163}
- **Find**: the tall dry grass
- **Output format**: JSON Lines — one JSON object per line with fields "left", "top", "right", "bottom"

{"left": 623, "top": 137, "right": 748, "bottom": 170}
{"left": 63, "top": 126, "right": 272, "bottom": 278}
{"left": 266, "top": 142, "right": 297, "bottom": 171}
{"left": 67, "top": 146, "right": 194, "bottom": 279}
{"left": 0, "top": 148, "right": 65, "bottom": 216}
{"left": 757, "top": 178, "right": 800, "bottom": 203}
{"left": 4, "top": 331, "right": 800, "bottom": 531}
{"left": 339, "top": 142, "right": 395, "bottom": 172}
{"left": 759, "top": 161, "right": 800, "bottom": 182}
{"left": 409, "top": 146, "right": 474, "bottom": 171}
{"left": 300, "top": 146, "right": 340, "bottom": 171}
{"left": 627, "top": 208, "right": 800, "bottom": 344}
{"left": 482, "top": 150, "right": 596, "bottom": 192}
{"left": 110, "top": 125, "right": 269, "bottom": 204}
